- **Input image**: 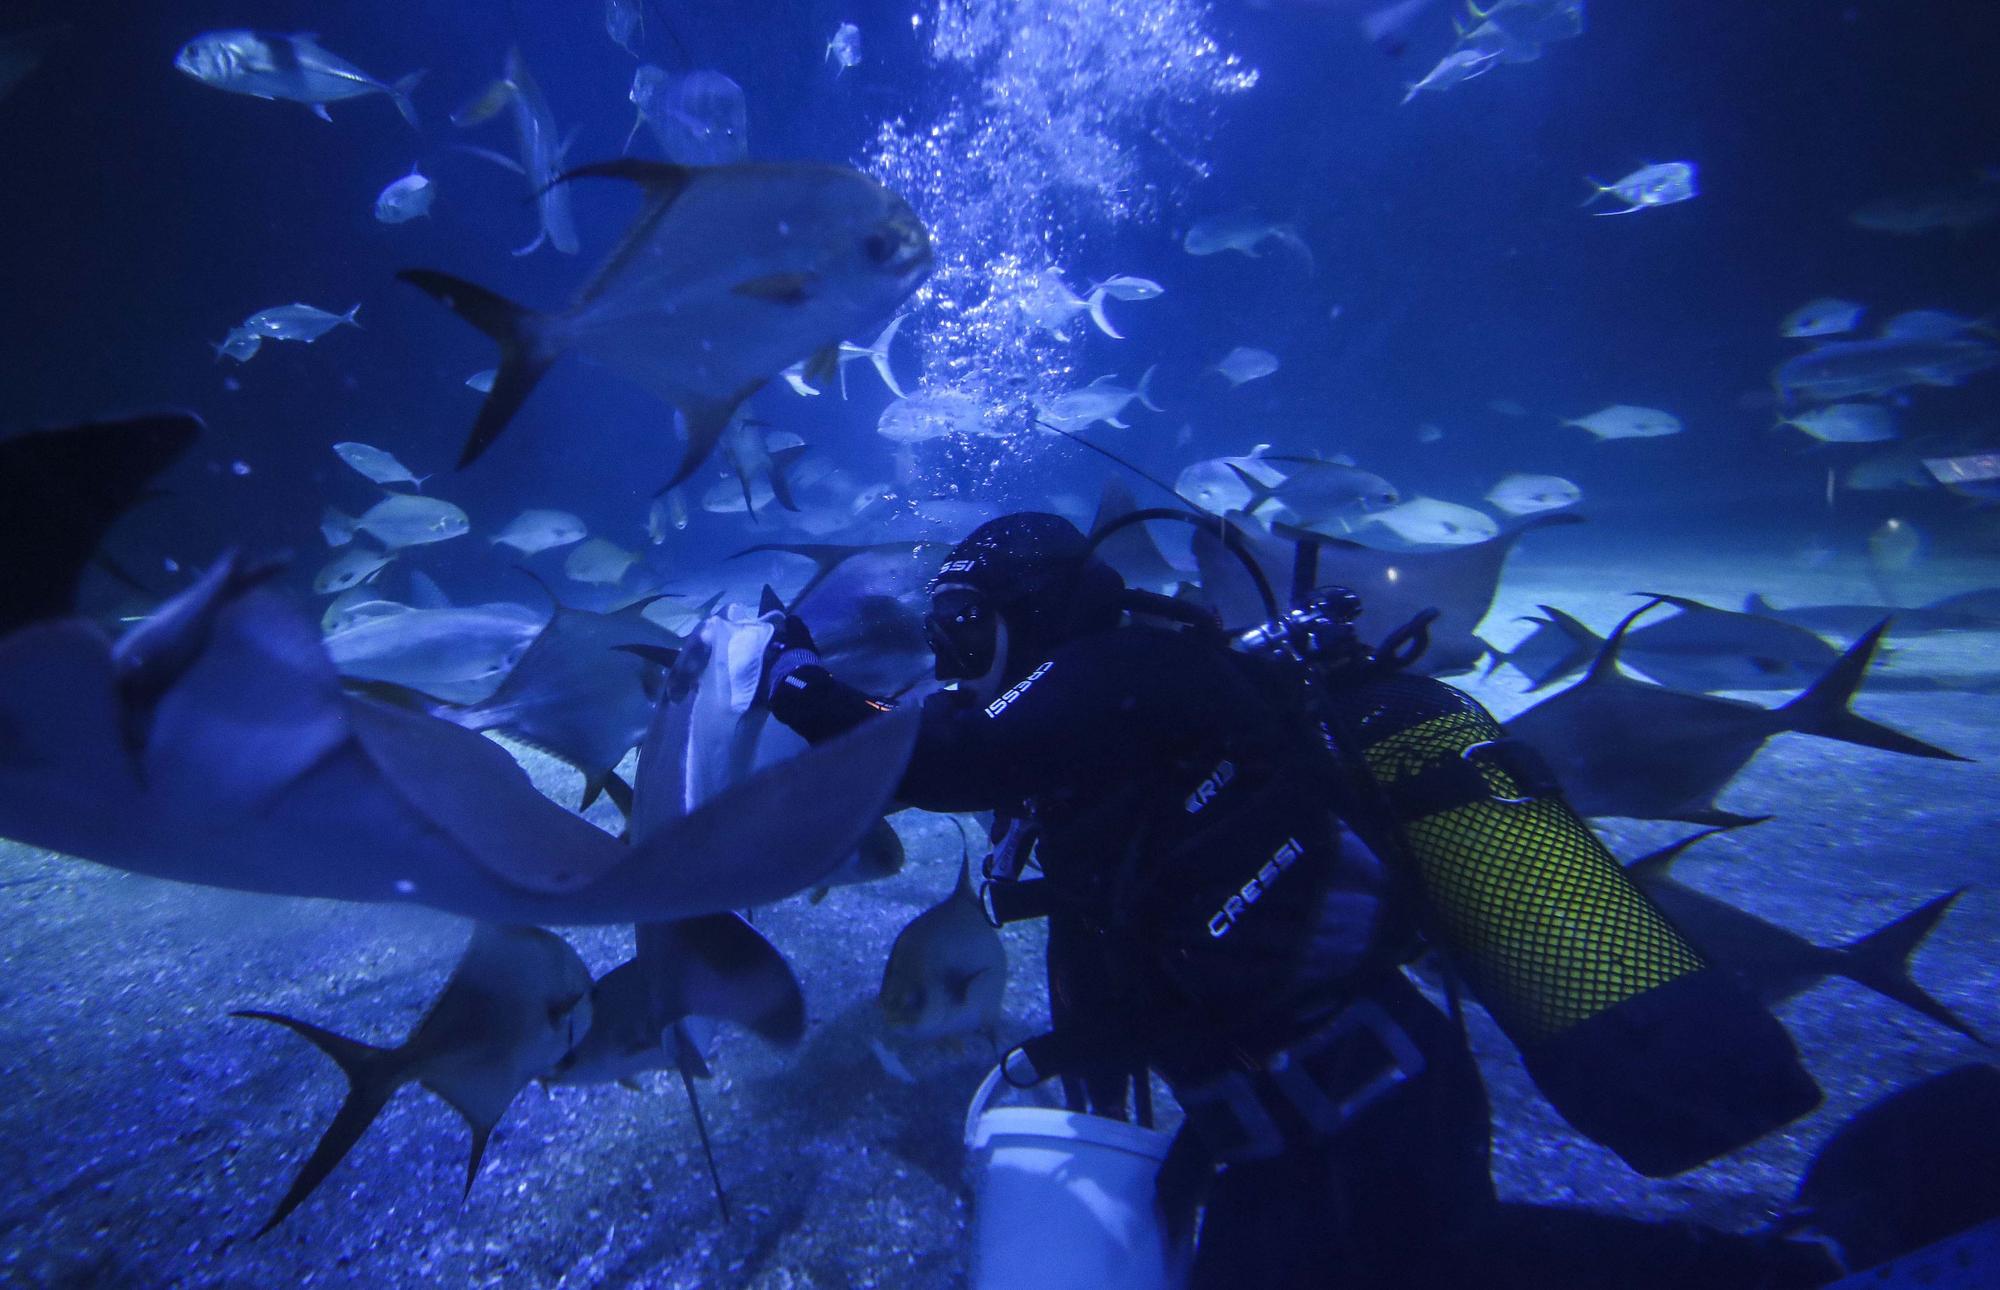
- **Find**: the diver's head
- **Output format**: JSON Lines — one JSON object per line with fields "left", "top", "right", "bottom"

{"left": 924, "top": 512, "right": 1124, "bottom": 694}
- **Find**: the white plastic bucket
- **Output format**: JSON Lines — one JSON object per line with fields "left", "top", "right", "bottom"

{"left": 963, "top": 1064, "right": 1183, "bottom": 1290}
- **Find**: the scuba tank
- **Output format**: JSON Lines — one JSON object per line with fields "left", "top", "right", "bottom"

{"left": 1226, "top": 578, "right": 1822, "bottom": 1177}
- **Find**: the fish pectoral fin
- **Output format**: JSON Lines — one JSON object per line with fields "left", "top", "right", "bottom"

{"left": 804, "top": 344, "right": 840, "bottom": 390}
{"left": 309, "top": 102, "right": 333, "bottom": 124}
{"left": 731, "top": 272, "right": 819, "bottom": 305}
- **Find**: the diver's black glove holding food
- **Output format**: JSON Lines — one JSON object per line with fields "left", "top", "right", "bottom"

{"left": 761, "top": 614, "right": 822, "bottom": 701}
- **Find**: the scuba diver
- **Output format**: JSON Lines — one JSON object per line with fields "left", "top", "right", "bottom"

{"left": 764, "top": 511, "right": 1488, "bottom": 1286}
{"left": 762, "top": 511, "right": 1831, "bottom": 1289}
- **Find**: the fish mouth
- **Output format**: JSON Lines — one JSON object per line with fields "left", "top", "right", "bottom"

{"left": 873, "top": 209, "right": 933, "bottom": 281}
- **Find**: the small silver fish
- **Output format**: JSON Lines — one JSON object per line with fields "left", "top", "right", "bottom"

{"left": 1781, "top": 297, "right": 1865, "bottom": 339}
{"left": 1775, "top": 404, "right": 1897, "bottom": 444}
{"left": 1401, "top": 46, "right": 1499, "bottom": 104}
{"left": 826, "top": 22, "right": 861, "bottom": 72}
{"left": 1562, "top": 404, "right": 1683, "bottom": 439}
{"left": 1364, "top": 497, "right": 1498, "bottom": 546}
{"left": 1581, "top": 162, "right": 1698, "bottom": 216}
{"left": 174, "top": 30, "right": 421, "bottom": 126}
{"left": 373, "top": 164, "right": 434, "bottom": 224}
{"left": 324, "top": 495, "right": 470, "bottom": 550}
{"left": 211, "top": 327, "right": 262, "bottom": 363}
{"left": 1184, "top": 210, "right": 1314, "bottom": 271}
{"left": 1485, "top": 472, "right": 1581, "bottom": 516}
{"left": 564, "top": 537, "right": 640, "bottom": 585}
{"left": 332, "top": 441, "right": 425, "bottom": 489}
{"left": 1210, "top": 346, "right": 1279, "bottom": 386}
{"left": 491, "top": 508, "right": 587, "bottom": 554}
{"left": 313, "top": 545, "right": 395, "bottom": 594}
{"left": 242, "top": 302, "right": 360, "bottom": 343}
{"left": 1037, "top": 367, "right": 1162, "bottom": 432}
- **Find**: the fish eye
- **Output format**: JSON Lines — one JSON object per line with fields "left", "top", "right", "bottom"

{"left": 863, "top": 231, "right": 898, "bottom": 265}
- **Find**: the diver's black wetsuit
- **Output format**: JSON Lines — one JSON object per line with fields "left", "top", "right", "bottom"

{"left": 773, "top": 619, "right": 1497, "bottom": 1289}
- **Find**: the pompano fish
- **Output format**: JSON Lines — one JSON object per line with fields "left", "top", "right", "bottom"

{"left": 453, "top": 47, "right": 577, "bottom": 257}
{"left": 1226, "top": 457, "right": 1400, "bottom": 531}
{"left": 1183, "top": 210, "right": 1314, "bottom": 272}
{"left": 1504, "top": 602, "right": 1965, "bottom": 825}
{"left": 1363, "top": 496, "right": 1497, "bottom": 546}
{"left": 879, "top": 848, "right": 1006, "bottom": 1044}
{"left": 1781, "top": 297, "right": 1865, "bottom": 339}
{"left": 826, "top": 22, "right": 862, "bottom": 72}
{"left": 1209, "top": 346, "right": 1279, "bottom": 386}
{"left": 877, "top": 388, "right": 989, "bottom": 442}
{"left": 312, "top": 546, "right": 394, "bottom": 594}
{"left": 720, "top": 417, "right": 806, "bottom": 515}
{"left": 173, "top": 30, "right": 422, "bottom": 126}
{"left": 1507, "top": 596, "right": 1841, "bottom": 693}
{"left": 243, "top": 302, "right": 360, "bottom": 343}
{"left": 1176, "top": 448, "right": 1285, "bottom": 516}
{"left": 564, "top": 537, "right": 641, "bottom": 586}
{"left": 1093, "top": 274, "right": 1164, "bottom": 302}
{"left": 627, "top": 66, "right": 748, "bottom": 166}
{"left": 323, "top": 495, "right": 469, "bottom": 550}
{"left": 1774, "top": 336, "right": 1999, "bottom": 401}
{"left": 233, "top": 923, "right": 593, "bottom": 1232}
{"left": 1775, "top": 403, "right": 1896, "bottom": 443}
{"left": 322, "top": 601, "right": 546, "bottom": 704}
{"left": 1019, "top": 266, "right": 1120, "bottom": 341}
{"left": 1563, "top": 404, "right": 1683, "bottom": 439}
{"left": 1581, "top": 162, "right": 1698, "bottom": 216}
{"left": 1923, "top": 452, "right": 2000, "bottom": 501}
{"left": 1401, "top": 45, "right": 1499, "bottom": 103}
{"left": 400, "top": 158, "right": 932, "bottom": 487}
{"left": 333, "top": 441, "right": 424, "bottom": 489}
{"left": 1486, "top": 472, "right": 1580, "bottom": 516}
{"left": 1037, "top": 367, "right": 1161, "bottom": 432}
{"left": 211, "top": 328, "right": 262, "bottom": 363}
{"left": 373, "top": 164, "right": 434, "bottom": 224}
{"left": 492, "top": 508, "right": 587, "bottom": 554}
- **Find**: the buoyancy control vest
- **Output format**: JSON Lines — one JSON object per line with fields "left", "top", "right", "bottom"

{"left": 1060, "top": 508, "right": 1823, "bottom": 1176}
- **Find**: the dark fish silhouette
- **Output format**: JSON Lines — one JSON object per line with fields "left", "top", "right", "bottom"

{"left": 1786, "top": 1065, "right": 2000, "bottom": 1273}
{"left": 1193, "top": 511, "right": 1582, "bottom": 673}
{"left": 1626, "top": 827, "right": 1980, "bottom": 1041}
{"left": 1744, "top": 590, "right": 2000, "bottom": 641}
{"left": 235, "top": 923, "right": 594, "bottom": 1232}
{"left": 1088, "top": 476, "right": 1185, "bottom": 591}
{"left": 0, "top": 412, "right": 200, "bottom": 635}
{"left": 738, "top": 541, "right": 947, "bottom": 694}
{"left": 441, "top": 581, "right": 681, "bottom": 809}
{"left": 1498, "top": 594, "right": 1840, "bottom": 692}
{"left": 0, "top": 567, "right": 920, "bottom": 922}
{"left": 1505, "top": 600, "right": 1967, "bottom": 824}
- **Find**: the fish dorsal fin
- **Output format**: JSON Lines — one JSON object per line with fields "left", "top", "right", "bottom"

{"left": 758, "top": 584, "right": 787, "bottom": 617}
{"left": 1626, "top": 821, "right": 1761, "bottom": 881}
{"left": 1635, "top": 591, "right": 1724, "bottom": 619}
{"left": 511, "top": 565, "right": 572, "bottom": 614}
{"left": 732, "top": 542, "right": 872, "bottom": 603}
{"left": 1583, "top": 596, "right": 1671, "bottom": 687}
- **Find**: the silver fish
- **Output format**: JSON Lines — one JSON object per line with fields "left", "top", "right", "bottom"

{"left": 1402, "top": 45, "right": 1499, "bottom": 103}
{"left": 1781, "top": 297, "right": 1865, "bottom": 339}
{"left": 837, "top": 313, "right": 909, "bottom": 397}
{"left": 1485, "top": 472, "right": 1580, "bottom": 516}
{"left": 242, "top": 302, "right": 360, "bottom": 343}
{"left": 1210, "top": 345, "right": 1279, "bottom": 386}
{"left": 173, "top": 30, "right": 421, "bottom": 125}
{"left": 313, "top": 545, "right": 395, "bottom": 594}
{"left": 322, "top": 601, "right": 545, "bottom": 704}
{"left": 826, "top": 22, "right": 862, "bottom": 72}
{"left": 333, "top": 441, "right": 424, "bottom": 489}
{"left": 879, "top": 849, "right": 1005, "bottom": 1044}
{"left": 1582, "top": 162, "right": 1698, "bottom": 216}
{"left": 877, "top": 388, "right": 989, "bottom": 443}
{"left": 1184, "top": 210, "right": 1314, "bottom": 272}
{"left": 1018, "top": 265, "right": 1120, "bottom": 340}
{"left": 627, "top": 66, "right": 748, "bottom": 166}
{"left": 1775, "top": 403, "right": 1897, "bottom": 444}
{"left": 1562, "top": 404, "right": 1683, "bottom": 439}
{"left": 401, "top": 159, "right": 932, "bottom": 489}
{"left": 373, "top": 164, "right": 434, "bottom": 224}
{"left": 1363, "top": 496, "right": 1498, "bottom": 546}
{"left": 324, "top": 495, "right": 469, "bottom": 550}
{"left": 452, "top": 47, "right": 578, "bottom": 256}
{"left": 564, "top": 537, "right": 641, "bottom": 585}
{"left": 491, "top": 508, "right": 587, "bottom": 554}
{"left": 1775, "top": 336, "right": 1999, "bottom": 402}
{"left": 1037, "top": 367, "right": 1162, "bottom": 432}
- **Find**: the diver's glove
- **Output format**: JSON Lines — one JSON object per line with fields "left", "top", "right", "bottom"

{"left": 761, "top": 614, "right": 822, "bottom": 701}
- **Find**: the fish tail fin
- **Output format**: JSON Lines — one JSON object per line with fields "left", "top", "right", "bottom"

{"left": 1272, "top": 226, "right": 1316, "bottom": 275}
{"left": 867, "top": 314, "right": 908, "bottom": 397}
{"left": 1776, "top": 620, "right": 1969, "bottom": 760}
{"left": 1579, "top": 177, "right": 1608, "bottom": 207}
{"left": 1135, "top": 363, "right": 1164, "bottom": 412}
{"left": 1527, "top": 603, "right": 1603, "bottom": 690}
{"left": 769, "top": 444, "right": 807, "bottom": 512}
{"left": 342, "top": 303, "right": 362, "bottom": 329}
{"left": 321, "top": 506, "right": 357, "bottom": 547}
{"left": 1086, "top": 287, "right": 1124, "bottom": 340}
{"left": 1840, "top": 889, "right": 1985, "bottom": 1043}
{"left": 397, "top": 270, "right": 555, "bottom": 468}
{"left": 232, "top": 1010, "right": 403, "bottom": 1234}
{"left": 390, "top": 71, "right": 426, "bottom": 128}
{"left": 1224, "top": 462, "right": 1279, "bottom": 515}
{"left": 1466, "top": 0, "right": 1495, "bottom": 19}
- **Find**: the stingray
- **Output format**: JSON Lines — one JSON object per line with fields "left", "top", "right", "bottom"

{"left": 0, "top": 569, "right": 919, "bottom": 924}
{"left": 1088, "top": 476, "right": 1185, "bottom": 591}
{"left": 1193, "top": 512, "right": 1582, "bottom": 673}
{"left": 0, "top": 412, "right": 201, "bottom": 635}
{"left": 1504, "top": 600, "right": 1967, "bottom": 825}
{"left": 439, "top": 580, "right": 682, "bottom": 809}
{"left": 1744, "top": 590, "right": 2000, "bottom": 641}
{"left": 1626, "top": 827, "right": 1980, "bottom": 1041}
{"left": 736, "top": 541, "right": 946, "bottom": 694}
{"left": 1498, "top": 594, "right": 1841, "bottom": 692}
{"left": 234, "top": 923, "right": 593, "bottom": 1233}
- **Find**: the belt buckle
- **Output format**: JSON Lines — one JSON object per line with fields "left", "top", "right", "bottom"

{"left": 1269, "top": 999, "right": 1428, "bottom": 1135}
